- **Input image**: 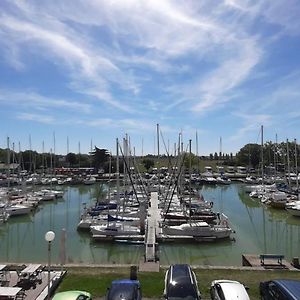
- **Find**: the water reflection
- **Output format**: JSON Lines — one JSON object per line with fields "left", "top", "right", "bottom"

{"left": 0, "top": 183, "right": 299, "bottom": 265}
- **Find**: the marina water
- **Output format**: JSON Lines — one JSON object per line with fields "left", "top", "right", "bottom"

{"left": 1, "top": 183, "right": 300, "bottom": 266}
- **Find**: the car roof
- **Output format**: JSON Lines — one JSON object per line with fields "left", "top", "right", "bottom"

{"left": 212, "top": 280, "right": 249, "bottom": 300}
{"left": 273, "top": 280, "right": 300, "bottom": 299}
{"left": 111, "top": 279, "right": 140, "bottom": 286}
{"left": 52, "top": 290, "right": 91, "bottom": 300}
{"left": 167, "top": 264, "right": 199, "bottom": 300}
{"left": 171, "top": 264, "right": 193, "bottom": 282}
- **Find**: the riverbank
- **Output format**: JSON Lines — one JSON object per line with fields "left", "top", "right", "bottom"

{"left": 54, "top": 264, "right": 300, "bottom": 300}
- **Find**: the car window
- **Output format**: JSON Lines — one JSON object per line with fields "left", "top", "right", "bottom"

{"left": 107, "top": 283, "right": 136, "bottom": 300}
{"left": 216, "top": 284, "right": 225, "bottom": 300}
{"left": 167, "top": 283, "right": 198, "bottom": 300}
{"left": 268, "top": 283, "right": 287, "bottom": 300}
{"left": 77, "top": 296, "right": 90, "bottom": 300}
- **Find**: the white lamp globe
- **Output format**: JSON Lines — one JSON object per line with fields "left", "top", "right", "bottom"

{"left": 45, "top": 231, "right": 55, "bottom": 242}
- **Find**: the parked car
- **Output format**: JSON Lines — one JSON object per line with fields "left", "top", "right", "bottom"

{"left": 260, "top": 279, "right": 300, "bottom": 300}
{"left": 52, "top": 290, "right": 92, "bottom": 300}
{"left": 210, "top": 280, "right": 250, "bottom": 300}
{"left": 163, "top": 264, "right": 201, "bottom": 300}
{"left": 106, "top": 279, "right": 142, "bottom": 300}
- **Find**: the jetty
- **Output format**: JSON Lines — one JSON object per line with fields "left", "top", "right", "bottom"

{"left": 139, "top": 192, "right": 161, "bottom": 272}
{"left": 242, "top": 254, "right": 299, "bottom": 270}
{"left": 0, "top": 264, "right": 65, "bottom": 300}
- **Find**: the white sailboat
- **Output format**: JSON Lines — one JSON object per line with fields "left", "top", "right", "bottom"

{"left": 5, "top": 203, "right": 32, "bottom": 216}
{"left": 90, "top": 223, "right": 141, "bottom": 236}
{"left": 286, "top": 204, "right": 300, "bottom": 217}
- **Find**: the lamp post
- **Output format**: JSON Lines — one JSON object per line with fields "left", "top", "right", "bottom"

{"left": 45, "top": 231, "right": 55, "bottom": 300}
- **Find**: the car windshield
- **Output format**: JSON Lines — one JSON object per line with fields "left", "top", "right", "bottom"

{"left": 77, "top": 296, "right": 89, "bottom": 300}
{"left": 167, "top": 283, "right": 198, "bottom": 300}
{"left": 108, "top": 283, "right": 137, "bottom": 300}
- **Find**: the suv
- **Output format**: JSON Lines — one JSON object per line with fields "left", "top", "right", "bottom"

{"left": 260, "top": 279, "right": 300, "bottom": 300}
{"left": 163, "top": 264, "right": 201, "bottom": 300}
{"left": 210, "top": 280, "right": 250, "bottom": 300}
{"left": 106, "top": 279, "right": 141, "bottom": 300}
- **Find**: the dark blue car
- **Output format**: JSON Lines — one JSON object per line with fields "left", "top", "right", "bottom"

{"left": 163, "top": 264, "right": 201, "bottom": 300}
{"left": 106, "top": 279, "right": 142, "bottom": 300}
{"left": 260, "top": 279, "right": 300, "bottom": 300}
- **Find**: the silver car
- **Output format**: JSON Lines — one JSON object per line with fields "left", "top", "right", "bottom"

{"left": 210, "top": 280, "right": 250, "bottom": 300}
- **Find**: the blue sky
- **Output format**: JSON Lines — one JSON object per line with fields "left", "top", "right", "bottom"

{"left": 0, "top": 0, "right": 300, "bottom": 156}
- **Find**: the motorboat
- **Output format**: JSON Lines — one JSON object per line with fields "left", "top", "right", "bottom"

{"left": 162, "top": 221, "right": 232, "bottom": 239}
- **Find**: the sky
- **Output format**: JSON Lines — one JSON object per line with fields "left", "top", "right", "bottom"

{"left": 0, "top": 0, "right": 300, "bottom": 156}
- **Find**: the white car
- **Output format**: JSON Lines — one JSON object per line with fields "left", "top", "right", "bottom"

{"left": 210, "top": 280, "right": 250, "bottom": 300}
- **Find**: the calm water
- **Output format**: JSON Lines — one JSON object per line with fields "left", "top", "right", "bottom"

{"left": 1, "top": 183, "right": 300, "bottom": 266}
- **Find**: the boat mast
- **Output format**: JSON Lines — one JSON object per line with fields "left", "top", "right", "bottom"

{"left": 6, "top": 137, "right": 10, "bottom": 190}
{"left": 116, "top": 138, "right": 120, "bottom": 205}
{"left": 196, "top": 130, "right": 199, "bottom": 175}
{"left": 295, "top": 139, "right": 298, "bottom": 193}
{"left": 287, "top": 139, "right": 291, "bottom": 188}
{"left": 261, "top": 125, "right": 264, "bottom": 186}
{"left": 42, "top": 140, "right": 45, "bottom": 176}
{"left": 189, "top": 139, "right": 192, "bottom": 224}
{"left": 29, "top": 134, "right": 32, "bottom": 173}
{"left": 274, "top": 133, "right": 278, "bottom": 178}
{"left": 157, "top": 124, "right": 160, "bottom": 195}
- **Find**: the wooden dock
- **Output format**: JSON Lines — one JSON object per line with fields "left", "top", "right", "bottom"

{"left": 242, "top": 254, "right": 299, "bottom": 270}
{"left": 0, "top": 265, "right": 65, "bottom": 300}
{"left": 144, "top": 192, "right": 161, "bottom": 263}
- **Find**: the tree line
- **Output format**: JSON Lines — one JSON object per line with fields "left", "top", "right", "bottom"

{"left": 0, "top": 141, "right": 299, "bottom": 173}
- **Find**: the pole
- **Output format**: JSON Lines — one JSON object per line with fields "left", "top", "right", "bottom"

{"left": 261, "top": 125, "right": 264, "bottom": 185}
{"left": 189, "top": 139, "right": 192, "bottom": 224}
{"left": 287, "top": 139, "right": 291, "bottom": 187}
{"left": 47, "top": 241, "right": 51, "bottom": 300}
{"left": 295, "top": 139, "right": 298, "bottom": 192}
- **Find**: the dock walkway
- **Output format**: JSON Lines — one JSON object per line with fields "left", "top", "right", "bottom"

{"left": 0, "top": 267, "right": 64, "bottom": 300}
{"left": 144, "top": 192, "right": 161, "bottom": 263}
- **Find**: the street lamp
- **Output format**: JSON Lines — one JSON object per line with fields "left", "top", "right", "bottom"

{"left": 45, "top": 231, "right": 55, "bottom": 300}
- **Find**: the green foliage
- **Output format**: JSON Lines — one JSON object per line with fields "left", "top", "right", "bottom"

{"left": 90, "top": 147, "right": 110, "bottom": 170}
{"left": 92, "top": 184, "right": 107, "bottom": 202}
{"left": 236, "top": 143, "right": 261, "bottom": 168}
{"left": 66, "top": 153, "right": 78, "bottom": 167}
{"left": 183, "top": 153, "right": 199, "bottom": 169}
{"left": 142, "top": 158, "right": 155, "bottom": 171}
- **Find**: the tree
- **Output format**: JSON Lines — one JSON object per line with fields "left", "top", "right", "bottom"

{"left": 236, "top": 143, "right": 261, "bottom": 168}
{"left": 66, "top": 152, "right": 78, "bottom": 167}
{"left": 183, "top": 153, "right": 198, "bottom": 169}
{"left": 90, "top": 147, "right": 110, "bottom": 170}
{"left": 142, "top": 158, "right": 154, "bottom": 172}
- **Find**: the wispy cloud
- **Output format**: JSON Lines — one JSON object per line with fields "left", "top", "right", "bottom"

{"left": 0, "top": 12, "right": 135, "bottom": 112}
{"left": 16, "top": 112, "right": 55, "bottom": 124}
{"left": 0, "top": 0, "right": 299, "bottom": 154}
{"left": 230, "top": 113, "right": 272, "bottom": 142}
{"left": 0, "top": 90, "right": 92, "bottom": 113}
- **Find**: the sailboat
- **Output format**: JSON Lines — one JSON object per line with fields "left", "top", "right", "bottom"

{"left": 90, "top": 138, "right": 142, "bottom": 239}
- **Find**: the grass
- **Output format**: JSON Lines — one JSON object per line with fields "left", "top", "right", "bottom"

{"left": 55, "top": 266, "right": 300, "bottom": 299}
